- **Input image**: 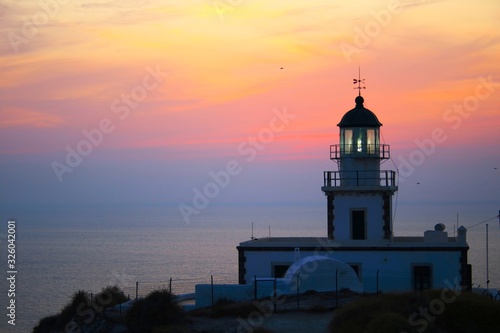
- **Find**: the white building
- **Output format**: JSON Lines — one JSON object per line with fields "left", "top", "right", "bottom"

{"left": 237, "top": 94, "right": 471, "bottom": 293}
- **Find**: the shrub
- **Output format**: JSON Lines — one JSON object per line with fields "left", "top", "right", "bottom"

{"left": 32, "top": 314, "right": 61, "bottom": 333}
{"left": 364, "top": 312, "right": 412, "bottom": 333}
{"left": 60, "top": 290, "right": 91, "bottom": 326}
{"left": 152, "top": 325, "right": 191, "bottom": 333}
{"left": 33, "top": 290, "right": 91, "bottom": 333}
{"left": 328, "top": 291, "right": 500, "bottom": 333}
{"left": 252, "top": 328, "right": 276, "bottom": 333}
{"left": 329, "top": 293, "right": 438, "bottom": 333}
{"left": 92, "top": 285, "right": 128, "bottom": 311}
{"left": 33, "top": 286, "right": 128, "bottom": 333}
{"left": 329, "top": 296, "right": 386, "bottom": 333}
{"left": 431, "top": 290, "right": 500, "bottom": 333}
{"left": 126, "top": 289, "right": 184, "bottom": 332}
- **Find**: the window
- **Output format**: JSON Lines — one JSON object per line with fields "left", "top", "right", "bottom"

{"left": 351, "top": 210, "right": 366, "bottom": 240}
{"left": 367, "top": 129, "right": 376, "bottom": 154}
{"left": 349, "top": 264, "right": 362, "bottom": 281}
{"left": 413, "top": 265, "right": 432, "bottom": 291}
{"left": 341, "top": 127, "right": 380, "bottom": 156}
{"left": 273, "top": 264, "right": 290, "bottom": 278}
{"left": 341, "top": 129, "right": 353, "bottom": 154}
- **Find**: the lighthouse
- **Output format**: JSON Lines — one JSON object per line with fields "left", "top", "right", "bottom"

{"left": 322, "top": 91, "right": 397, "bottom": 241}
{"left": 234, "top": 75, "right": 470, "bottom": 293}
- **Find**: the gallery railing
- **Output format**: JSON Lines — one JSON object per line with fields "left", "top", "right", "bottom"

{"left": 323, "top": 170, "right": 397, "bottom": 187}
{"left": 330, "top": 144, "right": 390, "bottom": 160}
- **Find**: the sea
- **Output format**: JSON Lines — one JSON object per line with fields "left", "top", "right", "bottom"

{"left": 0, "top": 203, "right": 498, "bottom": 332}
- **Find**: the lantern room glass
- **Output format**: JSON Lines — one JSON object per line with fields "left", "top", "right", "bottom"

{"left": 340, "top": 127, "right": 379, "bottom": 156}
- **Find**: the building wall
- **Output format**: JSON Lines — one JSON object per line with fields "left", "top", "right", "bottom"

{"left": 333, "top": 193, "right": 384, "bottom": 240}
{"left": 243, "top": 248, "right": 463, "bottom": 293}
{"left": 340, "top": 158, "right": 381, "bottom": 186}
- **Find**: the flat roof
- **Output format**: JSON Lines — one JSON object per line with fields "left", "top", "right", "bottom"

{"left": 238, "top": 236, "right": 468, "bottom": 249}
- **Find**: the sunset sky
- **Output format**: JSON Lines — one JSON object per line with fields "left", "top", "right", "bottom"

{"left": 1, "top": 0, "right": 499, "bottom": 224}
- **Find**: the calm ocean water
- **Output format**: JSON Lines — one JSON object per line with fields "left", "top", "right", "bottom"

{"left": 0, "top": 204, "right": 498, "bottom": 332}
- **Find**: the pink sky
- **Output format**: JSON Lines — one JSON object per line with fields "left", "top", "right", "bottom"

{"left": 0, "top": 0, "right": 499, "bottom": 218}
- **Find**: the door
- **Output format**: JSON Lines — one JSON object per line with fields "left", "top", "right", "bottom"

{"left": 351, "top": 210, "right": 366, "bottom": 240}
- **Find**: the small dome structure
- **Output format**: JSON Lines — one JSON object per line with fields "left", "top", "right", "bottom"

{"left": 435, "top": 223, "right": 446, "bottom": 231}
{"left": 283, "top": 255, "right": 362, "bottom": 293}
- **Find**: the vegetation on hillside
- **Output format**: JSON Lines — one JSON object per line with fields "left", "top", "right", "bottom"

{"left": 33, "top": 286, "right": 499, "bottom": 333}
{"left": 33, "top": 286, "right": 128, "bottom": 333}
{"left": 329, "top": 290, "right": 500, "bottom": 333}
{"left": 33, "top": 286, "right": 187, "bottom": 333}
{"left": 126, "top": 288, "right": 184, "bottom": 332}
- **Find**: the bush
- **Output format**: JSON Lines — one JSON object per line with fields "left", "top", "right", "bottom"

{"left": 60, "top": 290, "right": 91, "bottom": 326}
{"left": 32, "top": 314, "right": 61, "bottom": 333}
{"left": 126, "top": 289, "right": 184, "bottom": 332}
{"left": 364, "top": 312, "right": 412, "bottom": 333}
{"left": 152, "top": 325, "right": 191, "bottom": 333}
{"left": 252, "top": 328, "right": 276, "bottom": 333}
{"left": 93, "top": 285, "right": 128, "bottom": 311}
{"left": 33, "top": 290, "right": 91, "bottom": 333}
{"left": 328, "top": 296, "right": 387, "bottom": 333}
{"left": 329, "top": 292, "right": 438, "bottom": 333}
{"left": 432, "top": 290, "right": 500, "bottom": 333}
{"left": 33, "top": 286, "right": 128, "bottom": 333}
{"left": 328, "top": 291, "right": 500, "bottom": 333}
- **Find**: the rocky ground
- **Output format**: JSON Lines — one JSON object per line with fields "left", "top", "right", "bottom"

{"left": 186, "top": 311, "right": 333, "bottom": 333}
{"left": 185, "top": 291, "right": 358, "bottom": 333}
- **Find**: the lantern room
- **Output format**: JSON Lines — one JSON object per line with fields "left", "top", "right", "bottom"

{"left": 335, "top": 96, "right": 384, "bottom": 159}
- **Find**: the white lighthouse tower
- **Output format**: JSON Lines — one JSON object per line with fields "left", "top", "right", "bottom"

{"left": 234, "top": 74, "right": 470, "bottom": 295}
{"left": 322, "top": 80, "right": 397, "bottom": 240}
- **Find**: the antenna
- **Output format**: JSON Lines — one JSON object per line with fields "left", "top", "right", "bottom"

{"left": 486, "top": 223, "right": 489, "bottom": 293}
{"left": 251, "top": 222, "right": 254, "bottom": 240}
{"left": 353, "top": 66, "right": 366, "bottom": 96}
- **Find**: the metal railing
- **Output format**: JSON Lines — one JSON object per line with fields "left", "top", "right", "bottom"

{"left": 330, "top": 144, "right": 390, "bottom": 160}
{"left": 323, "top": 170, "right": 397, "bottom": 187}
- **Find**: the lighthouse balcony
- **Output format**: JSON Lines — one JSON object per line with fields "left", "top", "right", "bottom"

{"left": 323, "top": 170, "right": 397, "bottom": 189}
{"left": 330, "top": 144, "right": 390, "bottom": 160}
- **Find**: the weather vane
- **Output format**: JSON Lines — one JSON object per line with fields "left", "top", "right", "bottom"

{"left": 353, "top": 66, "right": 366, "bottom": 96}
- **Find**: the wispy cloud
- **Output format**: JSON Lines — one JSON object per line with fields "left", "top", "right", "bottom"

{"left": 0, "top": 0, "right": 499, "bottom": 158}
{"left": 0, "top": 107, "right": 64, "bottom": 128}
